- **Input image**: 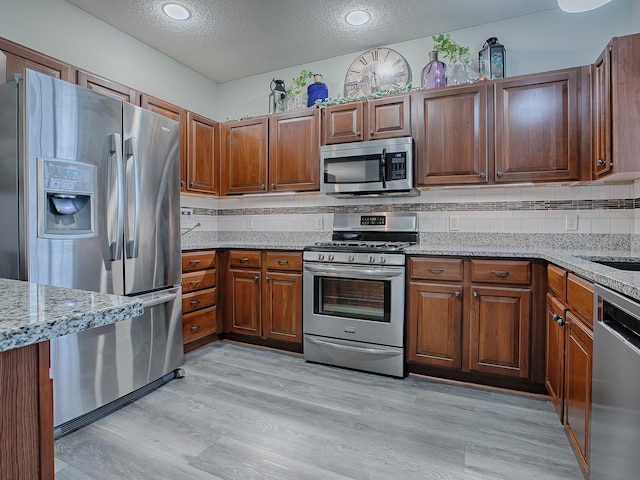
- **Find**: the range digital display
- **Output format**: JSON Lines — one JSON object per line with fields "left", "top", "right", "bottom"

{"left": 361, "top": 215, "right": 386, "bottom": 226}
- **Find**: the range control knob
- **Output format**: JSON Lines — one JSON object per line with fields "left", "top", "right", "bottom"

{"left": 318, "top": 253, "right": 325, "bottom": 261}
{"left": 327, "top": 254, "right": 335, "bottom": 261}
{"left": 368, "top": 255, "right": 376, "bottom": 264}
{"left": 347, "top": 254, "right": 355, "bottom": 262}
{"left": 379, "top": 256, "right": 387, "bottom": 264}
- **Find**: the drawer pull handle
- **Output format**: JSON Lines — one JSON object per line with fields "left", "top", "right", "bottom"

{"left": 277, "top": 259, "right": 289, "bottom": 264}
{"left": 190, "top": 324, "right": 201, "bottom": 333}
{"left": 491, "top": 270, "right": 510, "bottom": 277}
{"left": 190, "top": 299, "right": 201, "bottom": 305}
{"left": 427, "top": 267, "right": 444, "bottom": 273}
{"left": 188, "top": 259, "right": 201, "bottom": 264}
{"left": 189, "top": 280, "right": 201, "bottom": 286}
{"left": 238, "top": 257, "right": 250, "bottom": 263}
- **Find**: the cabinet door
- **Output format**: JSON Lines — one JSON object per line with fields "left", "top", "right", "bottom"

{"left": 0, "top": 38, "right": 74, "bottom": 82}
{"left": 564, "top": 311, "right": 593, "bottom": 475}
{"left": 592, "top": 44, "right": 612, "bottom": 178}
{"left": 366, "top": 95, "right": 411, "bottom": 140}
{"left": 414, "top": 84, "right": 489, "bottom": 185}
{"left": 468, "top": 285, "right": 531, "bottom": 377}
{"left": 140, "top": 94, "right": 187, "bottom": 191}
{"left": 407, "top": 282, "right": 463, "bottom": 369}
{"left": 221, "top": 117, "right": 269, "bottom": 194}
{"left": 322, "top": 102, "right": 364, "bottom": 144}
{"left": 546, "top": 293, "right": 567, "bottom": 422}
{"left": 269, "top": 109, "right": 320, "bottom": 192}
{"left": 227, "top": 269, "right": 262, "bottom": 336}
{"left": 494, "top": 68, "right": 581, "bottom": 183}
{"left": 77, "top": 70, "right": 140, "bottom": 104}
{"left": 187, "top": 112, "right": 219, "bottom": 194}
{"left": 263, "top": 271, "right": 302, "bottom": 343}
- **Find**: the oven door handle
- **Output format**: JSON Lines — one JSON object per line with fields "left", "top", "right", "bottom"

{"left": 306, "top": 337, "right": 402, "bottom": 356}
{"left": 303, "top": 263, "right": 404, "bottom": 278}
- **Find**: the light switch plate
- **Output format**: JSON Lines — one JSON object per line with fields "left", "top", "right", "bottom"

{"left": 449, "top": 215, "right": 460, "bottom": 231}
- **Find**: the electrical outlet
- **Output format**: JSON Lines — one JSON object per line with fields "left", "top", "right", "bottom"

{"left": 565, "top": 214, "right": 578, "bottom": 231}
{"left": 314, "top": 217, "right": 324, "bottom": 230}
{"left": 449, "top": 215, "right": 460, "bottom": 231}
{"left": 246, "top": 217, "right": 254, "bottom": 230}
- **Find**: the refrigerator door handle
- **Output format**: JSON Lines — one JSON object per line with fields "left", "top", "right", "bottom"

{"left": 124, "top": 137, "right": 141, "bottom": 259}
{"left": 108, "top": 133, "right": 124, "bottom": 261}
{"left": 137, "top": 288, "right": 179, "bottom": 308}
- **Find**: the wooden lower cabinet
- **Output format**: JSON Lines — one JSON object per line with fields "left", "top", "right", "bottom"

{"left": 181, "top": 250, "right": 218, "bottom": 351}
{"left": 407, "top": 256, "right": 544, "bottom": 389}
{"left": 223, "top": 250, "right": 302, "bottom": 348}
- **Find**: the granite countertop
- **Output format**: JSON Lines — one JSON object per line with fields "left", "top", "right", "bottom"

{"left": 0, "top": 278, "right": 143, "bottom": 353}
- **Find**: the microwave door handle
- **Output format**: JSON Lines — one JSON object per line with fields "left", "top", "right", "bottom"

{"left": 380, "top": 148, "right": 387, "bottom": 189}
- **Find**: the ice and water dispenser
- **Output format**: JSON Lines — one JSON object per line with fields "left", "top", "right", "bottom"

{"left": 37, "top": 158, "right": 96, "bottom": 238}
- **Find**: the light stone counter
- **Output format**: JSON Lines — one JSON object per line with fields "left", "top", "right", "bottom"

{"left": 0, "top": 278, "right": 143, "bottom": 353}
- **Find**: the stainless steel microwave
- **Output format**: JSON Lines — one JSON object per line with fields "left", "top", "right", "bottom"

{"left": 320, "top": 136, "right": 418, "bottom": 197}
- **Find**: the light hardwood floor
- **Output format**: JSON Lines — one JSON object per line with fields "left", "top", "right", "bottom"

{"left": 55, "top": 341, "right": 583, "bottom": 479}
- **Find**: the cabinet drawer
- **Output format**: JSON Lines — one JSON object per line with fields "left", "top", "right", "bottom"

{"left": 229, "top": 250, "right": 262, "bottom": 269}
{"left": 183, "top": 306, "right": 217, "bottom": 343}
{"left": 182, "top": 287, "right": 216, "bottom": 314}
{"left": 567, "top": 273, "right": 594, "bottom": 328}
{"left": 547, "top": 264, "right": 567, "bottom": 300}
{"left": 182, "top": 269, "right": 217, "bottom": 293}
{"left": 409, "top": 257, "right": 463, "bottom": 281}
{"left": 182, "top": 251, "right": 216, "bottom": 272}
{"left": 470, "top": 260, "right": 531, "bottom": 285}
{"left": 265, "top": 251, "right": 302, "bottom": 272}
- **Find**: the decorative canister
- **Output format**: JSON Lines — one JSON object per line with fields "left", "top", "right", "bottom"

{"left": 307, "top": 74, "right": 328, "bottom": 107}
{"left": 421, "top": 51, "right": 447, "bottom": 89}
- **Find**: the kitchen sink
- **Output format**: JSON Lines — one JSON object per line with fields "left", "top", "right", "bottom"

{"left": 590, "top": 260, "right": 640, "bottom": 271}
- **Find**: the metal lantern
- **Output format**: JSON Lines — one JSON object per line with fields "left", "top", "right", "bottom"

{"left": 479, "top": 37, "right": 505, "bottom": 79}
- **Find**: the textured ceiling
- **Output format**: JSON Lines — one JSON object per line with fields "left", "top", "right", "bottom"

{"left": 65, "top": 0, "right": 559, "bottom": 83}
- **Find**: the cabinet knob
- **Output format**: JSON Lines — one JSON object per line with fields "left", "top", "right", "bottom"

{"left": 180, "top": 180, "right": 185, "bottom": 187}
{"left": 479, "top": 172, "right": 486, "bottom": 179}
{"left": 253, "top": 275, "right": 259, "bottom": 281}
{"left": 355, "top": 131, "right": 361, "bottom": 137}
{"left": 271, "top": 183, "right": 275, "bottom": 189}
{"left": 369, "top": 130, "right": 374, "bottom": 135}
{"left": 597, "top": 159, "right": 605, "bottom": 167}
{"left": 454, "top": 291, "right": 461, "bottom": 297}
{"left": 265, "top": 276, "right": 270, "bottom": 281}
{"left": 189, "top": 181, "right": 195, "bottom": 187}
{"left": 473, "top": 291, "right": 479, "bottom": 298}
{"left": 190, "top": 324, "right": 201, "bottom": 333}
{"left": 553, "top": 313, "right": 566, "bottom": 326}
{"left": 261, "top": 184, "right": 266, "bottom": 190}
{"left": 497, "top": 171, "right": 503, "bottom": 177}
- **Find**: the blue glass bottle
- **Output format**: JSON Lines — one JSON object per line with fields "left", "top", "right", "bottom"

{"left": 307, "top": 74, "right": 328, "bottom": 107}
{"left": 421, "top": 51, "right": 447, "bottom": 89}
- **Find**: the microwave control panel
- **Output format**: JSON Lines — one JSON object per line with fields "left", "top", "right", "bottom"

{"left": 388, "top": 152, "right": 407, "bottom": 180}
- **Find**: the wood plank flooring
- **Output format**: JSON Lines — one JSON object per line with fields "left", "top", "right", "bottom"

{"left": 54, "top": 341, "right": 583, "bottom": 479}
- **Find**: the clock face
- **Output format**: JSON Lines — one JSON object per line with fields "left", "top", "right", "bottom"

{"left": 344, "top": 47, "right": 412, "bottom": 97}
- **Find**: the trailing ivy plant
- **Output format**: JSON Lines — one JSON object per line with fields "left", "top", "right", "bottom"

{"left": 432, "top": 33, "right": 471, "bottom": 70}
{"left": 313, "top": 83, "right": 421, "bottom": 108}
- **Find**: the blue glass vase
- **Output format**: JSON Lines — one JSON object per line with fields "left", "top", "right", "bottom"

{"left": 421, "top": 51, "right": 447, "bottom": 89}
{"left": 307, "top": 74, "right": 328, "bottom": 107}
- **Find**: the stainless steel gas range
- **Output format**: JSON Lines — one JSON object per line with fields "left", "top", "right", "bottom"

{"left": 302, "top": 212, "right": 418, "bottom": 377}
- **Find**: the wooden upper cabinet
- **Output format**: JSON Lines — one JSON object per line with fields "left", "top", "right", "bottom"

{"left": 0, "top": 37, "right": 74, "bottom": 82}
{"left": 140, "top": 94, "right": 187, "bottom": 191}
{"left": 221, "top": 116, "right": 269, "bottom": 194}
{"left": 187, "top": 112, "right": 220, "bottom": 194}
{"left": 414, "top": 84, "right": 490, "bottom": 186}
{"left": 322, "top": 101, "right": 364, "bottom": 144}
{"left": 593, "top": 33, "right": 640, "bottom": 181}
{"left": 366, "top": 95, "right": 411, "bottom": 140}
{"left": 494, "top": 68, "right": 582, "bottom": 183}
{"left": 77, "top": 70, "right": 139, "bottom": 104}
{"left": 269, "top": 109, "right": 320, "bottom": 192}
{"left": 322, "top": 94, "right": 411, "bottom": 144}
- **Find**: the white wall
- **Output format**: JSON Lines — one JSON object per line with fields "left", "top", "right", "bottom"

{"left": 0, "top": 0, "right": 219, "bottom": 118}
{"left": 216, "top": 0, "right": 631, "bottom": 120}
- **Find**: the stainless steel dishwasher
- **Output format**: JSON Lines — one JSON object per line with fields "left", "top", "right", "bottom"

{"left": 591, "top": 284, "right": 640, "bottom": 479}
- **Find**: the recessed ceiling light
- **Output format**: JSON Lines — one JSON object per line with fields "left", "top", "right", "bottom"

{"left": 345, "top": 10, "right": 371, "bottom": 26}
{"left": 557, "top": 0, "right": 611, "bottom": 13}
{"left": 162, "top": 3, "right": 191, "bottom": 20}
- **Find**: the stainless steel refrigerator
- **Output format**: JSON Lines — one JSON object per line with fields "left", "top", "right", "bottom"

{"left": 0, "top": 69, "right": 183, "bottom": 435}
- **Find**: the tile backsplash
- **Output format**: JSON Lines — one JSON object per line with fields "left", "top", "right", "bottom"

{"left": 181, "top": 182, "right": 640, "bottom": 248}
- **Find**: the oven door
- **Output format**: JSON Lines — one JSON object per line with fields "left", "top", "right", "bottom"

{"left": 303, "top": 262, "right": 405, "bottom": 347}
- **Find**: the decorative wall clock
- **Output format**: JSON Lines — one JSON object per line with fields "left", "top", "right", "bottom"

{"left": 344, "top": 47, "right": 412, "bottom": 97}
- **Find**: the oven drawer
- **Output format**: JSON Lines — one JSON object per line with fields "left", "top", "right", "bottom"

{"left": 409, "top": 257, "right": 463, "bottom": 281}
{"left": 229, "top": 250, "right": 262, "bottom": 269}
{"left": 470, "top": 259, "right": 531, "bottom": 285}
{"left": 265, "top": 252, "right": 302, "bottom": 272}
{"left": 182, "top": 269, "right": 217, "bottom": 293}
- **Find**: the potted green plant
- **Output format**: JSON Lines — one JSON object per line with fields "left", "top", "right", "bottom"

{"left": 432, "top": 33, "right": 471, "bottom": 85}
{"left": 282, "top": 69, "right": 313, "bottom": 111}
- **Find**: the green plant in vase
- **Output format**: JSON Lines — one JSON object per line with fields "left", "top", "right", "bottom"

{"left": 283, "top": 69, "right": 313, "bottom": 110}
{"left": 432, "top": 33, "right": 471, "bottom": 85}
